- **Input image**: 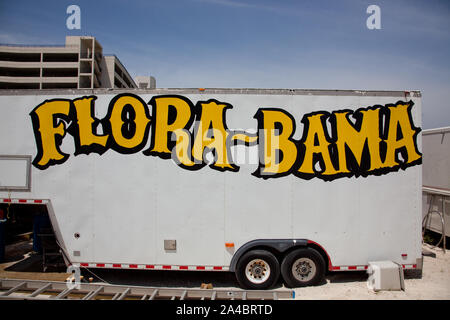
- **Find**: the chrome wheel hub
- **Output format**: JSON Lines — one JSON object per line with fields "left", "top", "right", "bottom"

{"left": 292, "top": 257, "right": 316, "bottom": 282}
{"left": 245, "top": 259, "right": 271, "bottom": 284}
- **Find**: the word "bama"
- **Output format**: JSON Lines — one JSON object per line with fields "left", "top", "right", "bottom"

{"left": 30, "top": 94, "right": 421, "bottom": 181}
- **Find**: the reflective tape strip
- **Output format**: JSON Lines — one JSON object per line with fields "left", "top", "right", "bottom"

{"left": 1, "top": 198, "right": 48, "bottom": 204}
{"left": 75, "top": 262, "right": 416, "bottom": 272}
{"left": 75, "top": 263, "right": 228, "bottom": 271}
{"left": 333, "top": 264, "right": 417, "bottom": 271}
{"left": 402, "top": 264, "right": 417, "bottom": 269}
{"left": 332, "top": 265, "right": 367, "bottom": 271}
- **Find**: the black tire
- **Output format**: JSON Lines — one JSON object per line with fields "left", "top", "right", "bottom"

{"left": 235, "top": 249, "right": 280, "bottom": 290}
{"left": 281, "top": 248, "right": 325, "bottom": 288}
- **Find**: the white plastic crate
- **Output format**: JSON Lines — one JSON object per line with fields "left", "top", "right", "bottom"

{"left": 367, "top": 261, "right": 405, "bottom": 291}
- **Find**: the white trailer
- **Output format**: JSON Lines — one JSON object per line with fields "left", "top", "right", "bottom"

{"left": 0, "top": 89, "right": 423, "bottom": 289}
{"left": 422, "top": 127, "right": 450, "bottom": 240}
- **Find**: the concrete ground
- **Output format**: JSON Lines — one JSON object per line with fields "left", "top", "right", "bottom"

{"left": 1, "top": 241, "right": 449, "bottom": 300}
{"left": 292, "top": 244, "right": 449, "bottom": 300}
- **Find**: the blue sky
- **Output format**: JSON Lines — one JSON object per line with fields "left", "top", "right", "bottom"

{"left": 0, "top": 0, "right": 449, "bottom": 129}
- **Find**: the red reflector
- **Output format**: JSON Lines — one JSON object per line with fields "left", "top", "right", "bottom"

{"left": 34, "top": 200, "right": 43, "bottom": 203}
{"left": 413, "top": 264, "right": 417, "bottom": 268}
{"left": 80, "top": 263, "right": 89, "bottom": 267}
{"left": 129, "top": 264, "right": 137, "bottom": 268}
{"left": 19, "top": 199, "right": 27, "bottom": 203}
{"left": 3, "top": 199, "right": 11, "bottom": 203}
{"left": 163, "top": 265, "right": 171, "bottom": 270}
{"left": 401, "top": 254, "right": 407, "bottom": 257}
{"left": 145, "top": 265, "right": 154, "bottom": 269}
{"left": 96, "top": 263, "right": 105, "bottom": 267}
{"left": 348, "top": 266, "right": 357, "bottom": 270}
{"left": 332, "top": 266, "right": 341, "bottom": 271}
{"left": 113, "top": 264, "right": 121, "bottom": 268}
{"left": 196, "top": 266, "right": 205, "bottom": 270}
{"left": 213, "top": 266, "right": 222, "bottom": 270}
{"left": 179, "top": 266, "right": 188, "bottom": 270}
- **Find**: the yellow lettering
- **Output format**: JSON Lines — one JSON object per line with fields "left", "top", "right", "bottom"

{"left": 334, "top": 109, "right": 383, "bottom": 172}
{"left": 192, "top": 100, "right": 236, "bottom": 170}
{"left": 108, "top": 94, "right": 150, "bottom": 152}
{"left": 256, "top": 109, "right": 297, "bottom": 176}
{"left": 30, "top": 99, "right": 71, "bottom": 169}
{"left": 73, "top": 96, "right": 108, "bottom": 153}
{"left": 383, "top": 102, "right": 421, "bottom": 167}
{"left": 29, "top": 95, "right": 422, "bottom": 181}
{"left": 298, "top": 113, "right": 338, "bottom": 176}
{"left": 147, "top": 96, "right": 192, "bottom": 157}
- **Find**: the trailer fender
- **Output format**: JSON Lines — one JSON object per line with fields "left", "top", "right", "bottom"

{"left": 229, "top": 239, "right": 308, "bottom": 272}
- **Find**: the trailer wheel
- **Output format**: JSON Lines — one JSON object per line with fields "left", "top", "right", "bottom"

{"left": 281, "top": 248, "right": 325, "bottom": 288}
{"left": 235, "top": 250, "right": 280, "bottom": 289}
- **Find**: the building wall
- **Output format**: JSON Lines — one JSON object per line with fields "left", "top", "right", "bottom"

{"left": 0, "top": 36, "right": 137, "bottom": 89}
{"left": 135, "top": 76, "right": 156, "bottom": 89}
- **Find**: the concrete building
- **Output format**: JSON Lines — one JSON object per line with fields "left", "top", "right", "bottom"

{"left": 134, "top": 76, "right": 156, "bottom": 89}
{"left": 0, "top": 36, "right": 137, "bottom": 89}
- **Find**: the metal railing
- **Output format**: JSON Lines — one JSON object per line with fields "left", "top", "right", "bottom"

{"left": 422, "top": 186, "right": 449, "bottom": 253}
{"left": 0, "top": 278, "right": 294, "bottom": 300}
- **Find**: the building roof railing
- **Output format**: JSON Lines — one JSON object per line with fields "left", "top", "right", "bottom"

{"left": 0, "top": 43, "right": 78, "bottom": 48}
